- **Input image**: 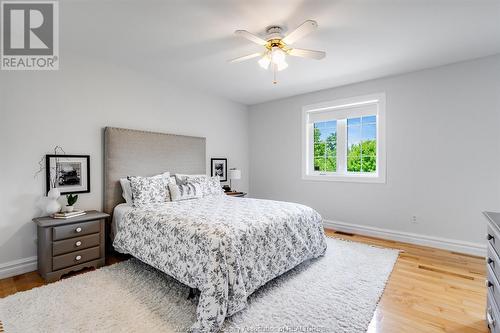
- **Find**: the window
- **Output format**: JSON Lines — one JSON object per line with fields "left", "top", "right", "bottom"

{"left": 302, "top": 93, "right": 386, "bottom": 183}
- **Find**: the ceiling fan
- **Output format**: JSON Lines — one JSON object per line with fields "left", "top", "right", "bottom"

{"left": 229, "top": 20, "right": 326, "bottom": 84}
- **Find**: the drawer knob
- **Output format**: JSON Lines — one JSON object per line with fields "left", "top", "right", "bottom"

{"left": 486, "top": 280, "right": 493, "bottom": 288}
{"left": 75, "top": 241, "right": 82, "bottom": 247}
{"left": 487, "top": 257, "right": 494, "bottom": 264}
{"left": 488, "top": 234, "right": 494, "bottom": 241}
{"left": 75, "top": 227, "right": 82, "bottom": 233}
{"left": 487, "top": 309, "right": 496, "bottom": 327}
{"left": 75, "top": 255, "right": 82, "bottom": 261}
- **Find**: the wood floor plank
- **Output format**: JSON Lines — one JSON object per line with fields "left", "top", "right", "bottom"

{"left": 0, "top": 230, "right": 488, "bottom": 332}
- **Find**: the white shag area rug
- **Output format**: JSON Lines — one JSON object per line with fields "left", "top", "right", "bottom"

{"left": 0, "top": 238, "right": 399, "bottom": 333}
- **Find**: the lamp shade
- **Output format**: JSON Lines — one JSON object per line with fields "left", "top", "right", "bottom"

{"left": 229, "top": 169, "right": 241, "bottom": 180}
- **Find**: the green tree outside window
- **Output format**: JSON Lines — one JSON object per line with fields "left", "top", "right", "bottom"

{"left": 314, "top": 123, "right": 337, "bottom": 172}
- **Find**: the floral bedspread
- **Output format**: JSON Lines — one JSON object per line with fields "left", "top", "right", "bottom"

{"left": 113, "top": 196, "right": 327, "bottom": 332}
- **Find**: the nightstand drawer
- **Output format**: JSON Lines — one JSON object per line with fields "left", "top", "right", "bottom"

{"left": 52, "top": 220, "right": 100, "bottom": 241}
{"left": 52, "top": 233, "right": 100, "bottom": 256}
{"left": 488, "top": 225, "right": 500, "bottom": 259}
{"left": 52, "top": 246, "right": 100, "bottom": 271}
{"left": 488, "top": 290, "right": 500, "bottom": 333}
{"left": 487, "top": 264, "right": 500, "bottom": 310}
{"left": 488, "top": 244, "right": 500, "bottom": 282}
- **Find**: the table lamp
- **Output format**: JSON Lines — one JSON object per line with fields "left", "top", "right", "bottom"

{"left": 229, "top": 168, "right": 241, "bottom": 191}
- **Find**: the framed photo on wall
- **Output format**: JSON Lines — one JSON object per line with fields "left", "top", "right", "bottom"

{"left": 211, "top": 158, "right": 227, "bottom": 182}
{"left": 46, "top": 155, "right": 90, "bottom": 194}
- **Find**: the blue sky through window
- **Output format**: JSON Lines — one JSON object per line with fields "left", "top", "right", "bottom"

{"left": 347, "top": 116, "right": 376, "bottom": 148}
{"left": 314, "top": 120, "right": 337, "bottom": 141}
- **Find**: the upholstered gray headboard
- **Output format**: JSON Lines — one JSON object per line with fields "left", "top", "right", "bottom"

{"left": 103, "top": 127, "right": 206, "bottom": 215}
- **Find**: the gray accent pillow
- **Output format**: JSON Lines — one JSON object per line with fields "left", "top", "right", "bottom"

{"left": 168, "top": 182, "right": 203, "bottom": 201}
{"left": 175, "top": 174, "right": 223, "bottom": 197}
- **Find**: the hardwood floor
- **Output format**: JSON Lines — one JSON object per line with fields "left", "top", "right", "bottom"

{"left": 325, "top": 230, "right": 487, "bottom": 333}
{"left": 0, "top": 230, "right": 487, "bottom": 333}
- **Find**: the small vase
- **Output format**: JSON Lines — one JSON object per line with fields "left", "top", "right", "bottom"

{"left": 46, "top": 187, "right": 61, "bottom": 215}
{"left": 47, "top": 188, "right": 61, "bottom": 200}
{"left": 66, "top": 205, "right": 74, "bottom": 213}
{"left": 46, "top": 199, "right": 61, "bottom": 215}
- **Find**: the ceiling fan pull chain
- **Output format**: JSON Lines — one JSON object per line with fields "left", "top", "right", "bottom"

{"left": 273, "top": 63, "right": 277, "bottom": 84}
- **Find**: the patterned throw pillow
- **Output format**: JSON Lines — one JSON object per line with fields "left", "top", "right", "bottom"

{"left": 175, "top": 174, "right": 207, "bottom": 185}
{"left": 121, "top": 173, "right": 174, "bottom": 205}
{"left": 128, "top": 174, "right": 171, "bottom": 207}
{"left": 168, "top": 182, "right": 203, "bottom": 201}
{"left": 175, "top": 174, "right": 223, "bottom": 197}
{"left": 175, "top": 174, "right": 208, "bottom": 193}
{"left": 205, "top": 176, "right": 224, "bottom": 196}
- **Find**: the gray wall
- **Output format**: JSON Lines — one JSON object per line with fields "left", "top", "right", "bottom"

{"left": 249, "top": 55, "right": 500, "bottom": 246}
{"left": 0, "top": 56, "right": 249, "bottom": 266}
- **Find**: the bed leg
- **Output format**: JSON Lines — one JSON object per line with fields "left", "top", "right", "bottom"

{"left": 187, "top": 288, "right": 196, "bottom": 299}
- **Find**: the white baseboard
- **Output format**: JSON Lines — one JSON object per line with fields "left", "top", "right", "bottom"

{"left": 324, "top": 219, "right": 486, "bottom": 257}
{"left": 0, "top": 256, "right": 37, "bottom": 279}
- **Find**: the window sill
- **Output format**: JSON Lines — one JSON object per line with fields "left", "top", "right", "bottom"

{"left": 302, "top": 173, "right": 386, "bottom": 184}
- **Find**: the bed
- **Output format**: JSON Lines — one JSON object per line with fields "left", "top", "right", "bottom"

{"left": 104, "top": 127, "right": 327, "bottom": 332}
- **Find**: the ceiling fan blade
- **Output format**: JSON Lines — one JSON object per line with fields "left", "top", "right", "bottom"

{"left": 234, "top": 30, "right": 267, "bottom": 46}
{"left": 288, "top": 48, "right": 326, "bottom": 60}
{"left": 228, "top": 52, "right": 262, "bottom": 63}
{"left": 282, "top": 20, "right": 318, "bottom": 45}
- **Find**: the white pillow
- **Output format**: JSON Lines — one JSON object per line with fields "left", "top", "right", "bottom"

{"left": 119, "top": 178, "right": 134, "bottom": 204}
{"left": 168, "top": 182, "right": 203, "bottom": 201}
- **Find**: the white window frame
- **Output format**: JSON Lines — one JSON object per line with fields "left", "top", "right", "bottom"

{"left": 302, "top": 93, "right": 386, "bottom": 183}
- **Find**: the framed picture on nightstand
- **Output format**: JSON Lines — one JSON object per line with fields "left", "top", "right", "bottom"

{"left": 211, "top": 158, "right": 227, "bottom": 182}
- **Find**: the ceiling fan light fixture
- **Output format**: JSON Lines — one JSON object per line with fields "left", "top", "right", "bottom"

{"left": 270, "top": 47, "right": 286, "bottom": 65}
{"left": 258, "top": 53, "right": 271, "bottom": 70}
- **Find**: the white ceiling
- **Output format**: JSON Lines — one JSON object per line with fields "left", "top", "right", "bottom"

{"left": 62, "top": 0, "right": 500, "bottom": 105}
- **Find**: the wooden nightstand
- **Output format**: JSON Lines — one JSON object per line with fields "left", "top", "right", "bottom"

{"left": 33, "top": 210, "right": 109, "bottom": 282}
{"left": 225, "top": 191, "right": 247, "bottom": 198}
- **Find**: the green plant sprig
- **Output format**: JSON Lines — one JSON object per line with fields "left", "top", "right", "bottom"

{"left": 66, "top": 193, "right": 78, "bottom": 206}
